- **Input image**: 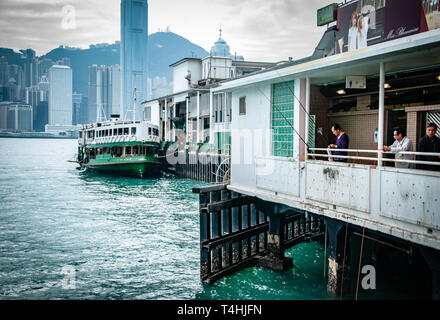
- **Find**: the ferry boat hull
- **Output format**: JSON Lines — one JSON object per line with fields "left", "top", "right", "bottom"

{"left": 82, "top": 160, "right": 162, "bottom": 178}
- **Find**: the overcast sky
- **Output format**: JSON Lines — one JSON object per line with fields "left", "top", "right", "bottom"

{"left": 0, "top": 0, "right": 332, "bottom": 62}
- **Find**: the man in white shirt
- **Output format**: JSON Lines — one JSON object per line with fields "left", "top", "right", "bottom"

{"left": 383, "top": 127, "right": 414, "bottom": 168}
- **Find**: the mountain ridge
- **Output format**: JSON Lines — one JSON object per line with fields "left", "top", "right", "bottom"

{"left": 1, "top": 32, "right": 210, "bottom": 98}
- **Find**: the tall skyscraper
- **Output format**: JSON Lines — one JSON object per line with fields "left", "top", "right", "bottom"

{"left": 21, "top": 49, "right": 39, "bottom": 88}
{"left": 0, "top": 56, "right": 9, "bottom": 87}
{"left": 38, "top": 76, "right": 50, "bottom": 102}
{"left": 38, "top": 58, "right": 54, "bottom": 79}
{"left": 88, "top": 65, "right": 121, "bottom": 123}
{"left": 48, "top": 65, "right": 72, "bottom": 126}
{"left": 72, "top": 93, "right": 83, "bottom": 125}
{"left": 120, "top": 0, "right": 148, "bottom": 120}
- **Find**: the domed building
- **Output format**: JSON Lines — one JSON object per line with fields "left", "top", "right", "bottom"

{"left": 209, "top": 29, "right": 244, "bottom": 61}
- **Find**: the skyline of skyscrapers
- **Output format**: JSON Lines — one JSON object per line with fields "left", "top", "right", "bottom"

{"left": 120, "top": 0, "right": 149, "bottom": 120}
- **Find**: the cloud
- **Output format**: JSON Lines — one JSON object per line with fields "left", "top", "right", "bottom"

{"left": 0, "top": 0, "right": 332, "bottom": 61}
{"left": 0, "top": 0, "right": 120, "bottom": 55}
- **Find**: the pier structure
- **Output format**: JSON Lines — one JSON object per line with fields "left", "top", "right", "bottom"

{"left": 201, "top": 20, "right": 440, "bottom": 297}
{"left": 193, "top": 184, "right": 324, "bottom": 284}
{"left": 141, "top": 33, "right": 276, "bottom": 167}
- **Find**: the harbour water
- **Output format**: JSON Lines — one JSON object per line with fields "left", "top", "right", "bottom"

{"left": 0, "top": 138, "right": 430, "bottom": 300}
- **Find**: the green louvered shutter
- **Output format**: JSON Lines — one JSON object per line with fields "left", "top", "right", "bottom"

{"left": 272, "top": 81, "right": 295, "bottom": 157}
{"left": 309, "top": 115, "right": 316, "bottom": 149}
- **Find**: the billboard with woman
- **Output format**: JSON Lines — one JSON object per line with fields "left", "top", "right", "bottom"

{"left": 335, "top": 0, "right": 439, "bottom": 54}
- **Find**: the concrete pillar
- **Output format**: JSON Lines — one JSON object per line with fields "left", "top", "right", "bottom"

{"left": 305, "top": 76, "right": 311, "bottom": 160}
{"left": 294, "top": 78, "right": 306, "bottom": 161}
{"left": 378, "top": 62, "right": 385, "bottom": 167}
{"left": 325, "top": 218, "right": 351, "bottom": 297}
{"left": 174, "top": 100, "right": 177, "bottom": 141}
{"left": 254, "top": 199, "right": 293, "bottom": 271}
{"left": 209, "top": 90, "right": 214, "bottom": 144}
{"left": 186, "top": 97, "right": 189, "bottom": 144}
{"left": 164, "top": 98, "right": 168, "bottom": 142}
{"left": 197, "top": 91, "right": 201, "bottom": 143}
{"left": 419, "top": 246, "right": 440, "bottom": 300}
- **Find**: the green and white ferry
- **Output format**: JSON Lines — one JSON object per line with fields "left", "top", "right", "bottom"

{"left": 76, "top": 115, "right": 162, "bottom": 178}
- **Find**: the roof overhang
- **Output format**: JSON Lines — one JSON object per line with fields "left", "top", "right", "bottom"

{"left": 212, "top": 29, "right": 440, "bottom": 92}
{"left": 169, "top": 57, "right": 202, "bottom": 68}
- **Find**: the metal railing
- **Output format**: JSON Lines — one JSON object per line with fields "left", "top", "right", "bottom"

{"left": 307, "top": 148, "right": 440, "bottom": 167}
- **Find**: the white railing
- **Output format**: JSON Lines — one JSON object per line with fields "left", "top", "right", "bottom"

{"left": 307, "top": 148, "right": 440, "bottom": 167}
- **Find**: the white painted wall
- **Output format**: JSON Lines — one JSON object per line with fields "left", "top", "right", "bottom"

{"left": 172, "top": 60, "right": 202, "bottom": 93}
{"left": 230, "top": 83, "right": 272, "bottom": 191}
{"left": 146, "top": 100, "right": 160, "bottom": 127}
{"left": 202, "top": 57, "right": 233, "bottom": 80}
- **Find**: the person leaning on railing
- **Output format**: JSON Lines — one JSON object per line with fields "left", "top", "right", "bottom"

{"left": 328, "top": 123, "right": 349, "bottom": 162}
{"left": 418, "top": 123, "right": 440, "bottom": 171}
{"left": 382, "top": 127, "right": 414, "bottom": 169}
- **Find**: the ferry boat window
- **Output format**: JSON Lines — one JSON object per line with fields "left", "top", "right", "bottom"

{"left": 109, "top": 129, "right": 112, "bottom": 136}
{"left": 154, "top": 129, "right": 159, "bottom": 136}
{"left": 124, "top": 127, "right": 129, "bottom": 135}
{"left": 126, "top": 146, "right": 132, "bottom": 155}
{"left": 118, "top": 128, "right": 123, "bottom": 135}
{"left": 105, "top": 130, "right": 108, "bottom": 137}
{"left": 133, "top": 146, "right": 139, "bottom": 155}
{"left": 131, "top": 127, "right": 136, "bottom": 135}
{"left": 113, "top": 129, "right": 117, "bottom": 136}
{"left": 103, "top": 147, "right": 110, "bottom": 154}
{"left": 148, "top": 128, "right": 152, "bottom": 135}
{"left": 79, "top": 132, "right": 82, "bottom": 138}
{"left": 145, "top": 146, "right": 154, "bottom": 156}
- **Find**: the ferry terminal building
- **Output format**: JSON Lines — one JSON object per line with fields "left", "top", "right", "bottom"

{"left": 202, "top": 0, "right": 440, "bottom": 298}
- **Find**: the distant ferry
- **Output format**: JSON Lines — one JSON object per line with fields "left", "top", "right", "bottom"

{"left": 76, "top": 115, "right": 162, "bottom": 178}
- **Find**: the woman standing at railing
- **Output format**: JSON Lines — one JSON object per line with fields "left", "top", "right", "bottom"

{"left": 328, "top": 124, "right": 349, "bottom": 162}
{"left": 382, "top": 127, "right": 414, "bottom": 169}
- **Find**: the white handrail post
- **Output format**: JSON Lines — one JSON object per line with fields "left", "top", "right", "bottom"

{"left": 378, "top": 62, "right": 385, "bottom": 167}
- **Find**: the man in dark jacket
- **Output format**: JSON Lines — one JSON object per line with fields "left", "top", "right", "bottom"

{"left": 418, "top": 123, "right": 440, "bottom": 171}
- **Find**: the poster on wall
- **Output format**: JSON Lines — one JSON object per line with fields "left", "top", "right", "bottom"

{"left": 423, "top": 0, "right": 440, "bottom": 30}
{"left": 335, "top": 0, "right": 440, "bottom": 54}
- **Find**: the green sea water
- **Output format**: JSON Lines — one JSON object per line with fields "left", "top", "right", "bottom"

{"left": 0, "top": 138, "right": 431, "bottom": 300}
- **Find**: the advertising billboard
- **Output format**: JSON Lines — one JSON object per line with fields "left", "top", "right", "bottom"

{"left": 335, "top": 0, "right": 440, "bottom": 54}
